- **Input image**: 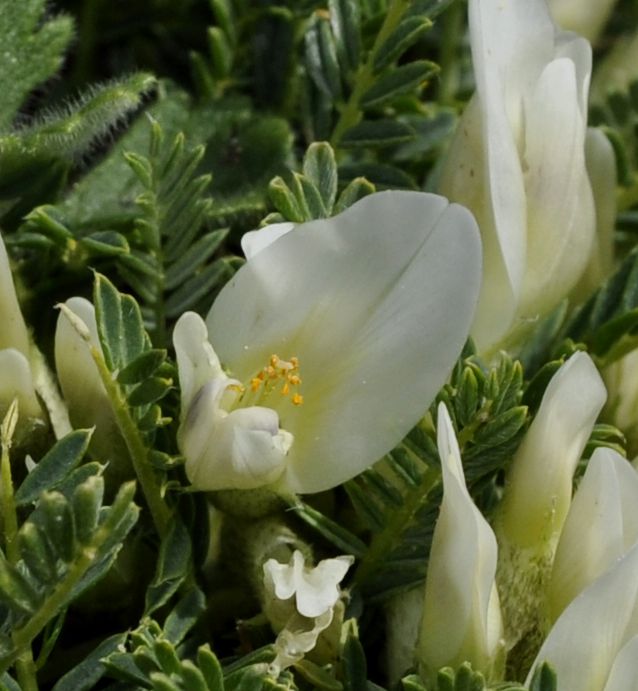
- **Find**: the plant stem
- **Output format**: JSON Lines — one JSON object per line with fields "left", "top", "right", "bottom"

{"left": 1, "top": 403, "right": 39, "bottom": 691}
{"left": 92, "top": 349, "right": 171, "bottom": 538}
{"left": 353, "top": 453, "right": 440, "bottom": 587}
{"left": 330, "top": 0, "right": 410, "bottom": 147}
{"left": 0, "top": 484, "right": 137, "bottom": 675}
{"left": 437, "top": 0, "right": 464, "bottom": 105}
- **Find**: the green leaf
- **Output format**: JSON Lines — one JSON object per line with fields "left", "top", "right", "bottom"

{"left": 72, "top": 476, "right": 104, "bottom": 545}
{"left": 528, "top": 663, "right": 557, "bottom": 691}
{"left": 305, "top": 14, "right": 343, "bottom": 101}
{"left": 562, "top": 246, "right": 638, "bottom": 362}
{"left": 0, "top": 0, "right": 74, "bottom": 128}
{"left": 198, "top": 645, "right": 225, "bottom": 690}
{"left": 269, "top": 176, "right": 306, "bottom": 222}
{"left": 0, "top": 552, "right": 41, "bottom": 615}
{"left": 94, "top": 273, "right": 149, "bottom": 371}
{"left": 340, "top": 119, "right": 416, "bottom": 147}
{"left": 329, "top": 0, "right": 361, "bottom": 73}
{"left": 342, "top": 620, "right": 367, "bottom": 691}
{"left": 339, "top": 162, "right": 417, "bottom": 189}
{"left": 15, "top": 430, "right": 92, "bottom": 506}
{"left": 82, "top": 231, "right": 131, "bottom": 257}
{"left": 145, "top": 520, "right": 192, "bottom": 615}
{"left": 361, "top": 61, "right": 439, "bottom": 108}
{"left": 373, "top": 16, "right": 432, "bottom": 73}
{"left": 163, "top": 588, "right": 206, "bottom": 646}
{"left": 334, "top": 177, "right": 376, "bottom": 213}
{"left": 51, "top": 633, "right": 128, "bottom": 691}
{"left": 164, "top": 229, "right": 228, "bottom": 291}
{"left": 302, "top": 142, "right": 338, "bottom": 214}
{"left": 118, "top": 350, "right": 168, "bottom": 386}
{"left": 127, "top": 377, "right": 173, "bottom": 407}
{"left": 290, "top": 502, "right": 366, "bottom": 558}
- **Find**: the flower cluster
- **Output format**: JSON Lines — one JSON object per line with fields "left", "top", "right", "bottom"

{"left": 3, "top": 0, "right": 638, "bottom": 686}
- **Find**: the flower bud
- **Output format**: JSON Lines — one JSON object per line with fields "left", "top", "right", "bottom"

{"left": 440, "top": 0, "right": 596, "bottom": 354}
{"left": 527, "top": 542, "right": 638, "bottom": 691}
{"left": 417, "top": 404, "right": 503, "bottom": 680}
{"left": 262, "top": 549, "right": 353, "bottom": 673}
{"left": 495, "top": 352, "right": 606, "bottom": 651}
{"left": 548, "top": 448, "right": 638, "bottom": 622}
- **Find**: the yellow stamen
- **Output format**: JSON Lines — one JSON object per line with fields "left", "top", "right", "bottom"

{"left": 292, "top": 393, "right": 304, "bottom": 406}
{"left": 281, "top": 383, "right": 290, "bottom": 395}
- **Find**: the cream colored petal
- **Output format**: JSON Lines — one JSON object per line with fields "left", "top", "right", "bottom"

{"left": 520, "top": 57, "right": 594, "bottom": 321}
{"left": 241, "top": 223, "right": 295, "bottom": 261}
{"left": 527, "top": 542, "right": 638, "bottom": 691}
{"left": 549, "top": 0, "right": 618, "bottom": 43}
{"left": 499, "top": 352, "right": 606, "bottom": 548}
{"left": 603, "top": 635, "right": 638, "bottom": 691}
{"left": 418, "top": 404, "right": 501, "bottom": 675}
{"left": 0, "top": 233, "right": 29, "bottom": 356}
{"left": 0, "top": 349, "right": 41, "bottom": 420}
{"left": 207, "top": 191, "right": 481, "bottom": 494}
{"left": 173, "top": 311, "right": 225, "bottom": 413}
{"left": 54, "top": 297, "right": 108, "bottom": 429}
{"left": 548, "top": 448, "right": 638, "bottom": 621}
{"left": 182, "top": 382, "right": 289, "bottom": 491}
{"left": 297, "top": 554, "right": 353, "bottom": 618}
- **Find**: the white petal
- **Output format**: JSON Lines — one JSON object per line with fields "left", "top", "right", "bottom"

{"left": 207, "top": 191, "right": 481, "bottom": 493}
{"left": 527, "top": 542, "right": 638, "bottom": 691}
{"left": 296, "top": 554, "right": 353, "bottom": 618}
{"left": 573, "top": 128, "right": 617, "bottom": 298}
{"left": 54, "top": 298, "right": 108, "bottom": 427}
{"left": 0, "top": 349, "right": 41, "bottom": 420}
{"left": 173, "top": 312, "right": 225, "bottom": 412}
{"left": 499, "top": 352, "right": 606, "bottom": 548}
{"left": 549, "top": 0, "right": 618, "bottom": 42}
{"left": 182, "top": 383, "right": 288, "bottom": 491}
{"left": 419, "top": 404, "right": 501, "bottom": 674}
{"left": 603, "top": 635, "right": 638, "bottom": 691}
{"left": 0, "top": 233, "right": 29, "bottom": 357}
{"left": 548, "top": 448, "right": 638, "bottom": 621}
{"left": 264, "top": 550, "right": 304, "bottom": 602}
{"left": 241, "top": 223, "right": 295, "bottom": 261}
{"left": 520, "top": 57, "right": 594, "bottom": 320}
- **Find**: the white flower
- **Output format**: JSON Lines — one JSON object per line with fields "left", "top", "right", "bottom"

{"left": 571, "top": 129, "right": 617, "bottom": 302}
{"left": 439, "top": 0, "right": 595, "bottom": 353}
{"left": 262, "top": 550, "right": 353, "bottom": 671}
{"left": 548, "top": 0, "right": 618, "bottom": 43}
{"left": 0, "top": 232, "right": 42, "bottom": 422}
{"left": 498, "top": 352, "right": 606, "bottom": 550}
{"left": 548, "top": 448, "right": 638, "bottom": 622}
{"left": 417, "top": 404, "right": 503, "bottom": 680}
{"left": 495, "top": 352, "right": 606, "bottom": 649}
{"left": 54, "top": 298, "right": 128, "bottom": 474}
{"left": 527, "top": 542, "right": 638, "bottom": 691}
{"left": 174, "top": 191, "right": 482, "bottom": 494}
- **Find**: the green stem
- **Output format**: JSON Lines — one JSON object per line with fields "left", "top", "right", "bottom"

{"left": 0, "top": 484, "right": 136, "bottom": 675}
{"left": 1, "top": 403, "right": 39, "bottom": 691}
{"left": 353, "top": 454, "right": 440, "bottom": 587}
{"left": 437, "top": 0, "right": 464, "bottom": 105}
{"left": 330, "top": 0, "right": 411, "bottom": 147}
{"left": 91, "top": 348, "right": 171, "bottom": 539}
